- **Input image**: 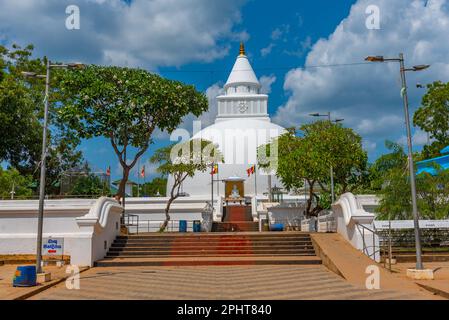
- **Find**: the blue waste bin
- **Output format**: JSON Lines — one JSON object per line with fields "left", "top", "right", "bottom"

{"left": 13, "top": 265, "right": 37, "bottom": 287}
{"left": 179, "top": 220, "right": 187, "bottom": 233}
{"left": 193, "top": 220, "right": 201, "bottom": 232}
{"left": 270, "top": 223, "right": 284, "bottom": 232}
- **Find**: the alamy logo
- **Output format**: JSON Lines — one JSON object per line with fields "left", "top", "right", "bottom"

{"left": 365, "top": 265, "right": 380, "bottom": 290}
{"left": 65, "top": 265, "right": 80, "bottom": 290}
{"left": 65, "top": 5, "right": 80, "bottom": 30}
{"left": 365, "top": 5, "right": 380, "bottom": 30}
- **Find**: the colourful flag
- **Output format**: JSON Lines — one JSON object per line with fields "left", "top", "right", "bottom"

{"left": 106, "top": 166, "right": 111, "bottom": 176}
{"left": 211, "top": 164, "right": 219, "bottom": 175}
{"left": 141, "top": 165, "right": 145, "bottom": 178}
{"left": 247, "top": 165, "right": 256, "bottom": 177}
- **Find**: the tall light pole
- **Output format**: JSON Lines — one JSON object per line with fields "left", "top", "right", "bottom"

{"left": 309, "top": 112, "right": 345, "bottom": 203}
{"left": 365, "top": 54, "right": 430, "bottom": 270}
{"left": 22, "top": 60, "right": 84, "bottom": 274}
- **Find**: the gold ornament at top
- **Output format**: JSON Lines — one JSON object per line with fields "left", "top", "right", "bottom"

{"left": 239, "top": 42, "right": 246, "bottom": 56}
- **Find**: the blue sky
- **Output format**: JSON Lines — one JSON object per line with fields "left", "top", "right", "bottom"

{"left": 1, "top": 0, "right": 449, "bottom": 182}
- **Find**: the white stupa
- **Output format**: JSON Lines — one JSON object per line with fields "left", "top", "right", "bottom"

{"left": 167, "top": 43, "right": 286, "bottom": 197}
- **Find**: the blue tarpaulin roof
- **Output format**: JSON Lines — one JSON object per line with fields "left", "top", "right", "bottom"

{"left": 416, "top": 146, "right": 449, "bottom": 176}
{"left": 440, "top": 146, "right": 449, "bottom": 154}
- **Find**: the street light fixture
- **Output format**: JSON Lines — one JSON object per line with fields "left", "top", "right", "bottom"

{"left": 309, "top": 112, "right": 344, "bottom": 203}
{"left": 365, "top": 53, "right": 430, "bottom": 270}
{"left": 22, "top": 59, "right": 85, "bottom": 274}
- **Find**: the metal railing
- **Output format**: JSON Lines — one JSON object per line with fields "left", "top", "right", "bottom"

{"left": 355, "top": 223, "right": 381, "bottom": 262}
{"left": 124, "top": 219, "right": 201, "bottom": 234}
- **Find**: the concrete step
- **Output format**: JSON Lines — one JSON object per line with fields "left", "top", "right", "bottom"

{"left": 106, "top": 253, "right": 317, "bottom": 259}
{"left": 106, "top": 249, "right": 316, "bottom": 256}
{"left": 95, "top": 256, "right": 322, "bottom": 267}
{"left": 116, "top": 236, "right": 312, "bottom": 242}
{"left": 111, "top": 240, "right": 313, "bottom": 247}
{"left": 118, "top": 231, "right": 311, "bottom": 238}
{"left": 109, "top": 245, "right": 314, "bottom": 251}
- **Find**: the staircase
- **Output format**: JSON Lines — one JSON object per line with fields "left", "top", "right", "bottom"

{"left": 212, "top": 205, "right": 258, "bottom": 232}
{"left": 95, "top": 232, "right": 322, "bottom": 267}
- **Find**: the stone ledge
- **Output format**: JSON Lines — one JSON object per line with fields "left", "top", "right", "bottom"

{"left": 407, "top": 269, "right": 434, "bottom": 280}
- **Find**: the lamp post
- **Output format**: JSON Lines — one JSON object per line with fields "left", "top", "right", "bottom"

{"left": 22, "top": 60, "right": 84, "bottom": 274}
{"left": 309, "top": 112, "right": 345, "bottom": 203}
{"left": 365, "top": 53, "right": 430, "bottom": 270}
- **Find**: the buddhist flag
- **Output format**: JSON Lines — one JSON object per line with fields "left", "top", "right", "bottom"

{"left": 106, "top": 166, "right": 111, "bottom": 176}
{"left": 211, "top": 164, "right": 219, "bottom": 175}
{"left": 141, "top": 165, "right": 145, "bottom": 178}
{"left": 247, "top": 165, "right": 256, "bottom": 177}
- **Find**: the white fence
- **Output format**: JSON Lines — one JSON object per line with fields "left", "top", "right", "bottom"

{"left": 318, "top": 212, "right": 337, "bottom": 233}
{"left": 0, "top": 197, "right": 123, "bottom": 266}
{"left": 374, "top": 220, "right": 449, "bottom": 230}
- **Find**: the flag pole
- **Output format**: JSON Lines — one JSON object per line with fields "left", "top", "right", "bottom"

{"left": 254, "top": 164, "right": 257, "bottom": 197}
{"left": 137, "top": 159, "right": 140, "bottom": 198}
{"left": 217, "top": 164, "right": 220, "bottom": 197}
{"left": 211, "top": 163, "right": 214, "bottom": 213}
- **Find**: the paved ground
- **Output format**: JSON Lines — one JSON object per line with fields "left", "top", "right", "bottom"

{"left": 30, "top": 265, "right": 427, "bottom": 300}
{"left": 311, "top": 233, "right": 440, "bottom": 299}
{"left": 0, "top": 264, "right": 88, "bottom": 300}
{"left": 392, "top": 262, "right": 449, "bottom": 299}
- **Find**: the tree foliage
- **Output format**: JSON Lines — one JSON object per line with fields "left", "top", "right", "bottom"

{"left": 414, "top": 81, "right": 449, "bottom": 158}
{"left": 150, "top": 139, "right": 222, "bottom": 231}
{"left": 70, "top": 174, "right": 110, "bottom": 197}
{"left": 375, "top": 141, "right": 449, "bottom": 220}
{"left": 58, "top": 65, "right": 208, "bottom": 199}
{"left": 135, "top": 177, "right": 167, "bottom": 197}
{"left": 259, "top": 122, "right": 367, "bottom": 217}
{"left": 0, "top": 44, "right": 83, "bottom": 194}
{"left": 0, "top": 167, "right": 33, "bottom": 199}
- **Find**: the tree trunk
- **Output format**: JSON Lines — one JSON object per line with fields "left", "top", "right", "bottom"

{"left": 305, "top": 180, "right": 314, "bottom": 217}
{"left": 117, "top": 166, "right": 130, "bottom": 201}
{"left": 160, "top": 197, "right": 176, "bottom": 232}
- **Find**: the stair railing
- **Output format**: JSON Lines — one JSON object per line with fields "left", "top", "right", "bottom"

{"left": 355, "top": 223, "right": 381, "bottom": 262}
{"left": 123, "top": 213, "right": 140, "bottom": 234}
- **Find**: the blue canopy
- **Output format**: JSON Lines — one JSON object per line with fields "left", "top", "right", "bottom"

{"left": 416, "top": 146, "right": 449, "bottom": 176}
{"left": 440, "top": 145, "right": 449, "bottom": 154}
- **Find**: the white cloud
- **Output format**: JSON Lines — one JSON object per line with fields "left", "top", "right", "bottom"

{"left": 0, "top": 0, "right": 247, "bottom": 69}
{"left": 273, "top": 0, "right": 449, "bottom": 158}
{"left": 397, "top": 129, "right": 430, "bottom": 147}
{"left": 271, "top": 24, "right": 290, "bottom": 41}
{"left": 260, "top": 43, "right": 275, "bottom": 57}
{"left": 259, "top": 75, "right": 277, "bottom": 94}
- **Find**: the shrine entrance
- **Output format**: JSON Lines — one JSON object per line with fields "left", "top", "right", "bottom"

{"left": 212, "top": 177, "right": 257, "bottom": 232}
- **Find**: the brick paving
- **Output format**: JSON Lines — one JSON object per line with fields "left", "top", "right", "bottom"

{"left": 30, "top": 265, "right": 426, "bottom": 300}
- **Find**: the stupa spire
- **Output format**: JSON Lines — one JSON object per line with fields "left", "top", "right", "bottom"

{"left": 239, "top": 42, "right": 246, "bottom": 56}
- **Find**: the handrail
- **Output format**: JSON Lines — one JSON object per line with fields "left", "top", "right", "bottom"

{"left": 355, "top": 222, "right": 381, "bottom": 260}
{"left": 123, "top": 219, "right": 203, "bottom": 234}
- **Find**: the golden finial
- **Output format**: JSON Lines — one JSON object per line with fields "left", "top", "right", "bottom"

{"left": 239, "top": 42, "right": 246, "bottom": 56}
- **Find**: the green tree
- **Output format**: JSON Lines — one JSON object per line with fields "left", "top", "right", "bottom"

{"left": 70, "top": 174, "right": 109, "bottom": 197}
{"left": 0, "top": 44, "right": 83, "bottom": 194}
{"left": 375, "top": 143, "right": 449, "bottom": 220}
{"left": 135, "top": 177, "right": 167, "bottom": 197}
{"left": 150, "top": 139, "right": 222, "bottom": 231}
{"left": 0, "top": 167, "right": 33, "bottom": 199}
{"left": 58, "top": 65, "right": 208, "bottom": 199}
{"left": 363, "top": 140, "right": 407, "bottom": 193}
{"left": 414, "top": 81, "right": 449, "bottom": 158}
{"left": 259, "top": 122, "right": 367, "bottom": 217}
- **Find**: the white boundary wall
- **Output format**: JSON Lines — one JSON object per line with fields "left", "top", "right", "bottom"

{"left": 0, "top": 197, "right": 122, "bottom": 267}
{"left": 332, "top": 193, "right": 380, "bottom": 262}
